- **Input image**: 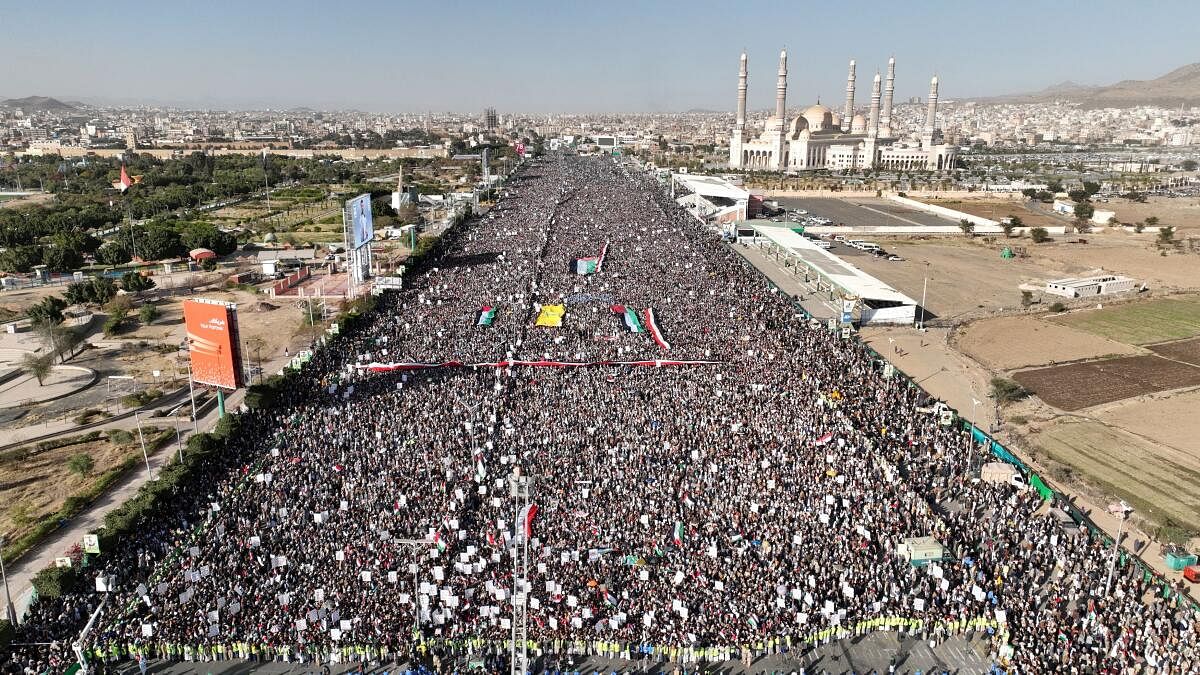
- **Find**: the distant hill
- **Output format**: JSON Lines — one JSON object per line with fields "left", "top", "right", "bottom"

{"left": 975, "top": 63, "right": 1200, "bottom": 108}
{"left": 0, "top": 96, "right": 78, "bottom": 111}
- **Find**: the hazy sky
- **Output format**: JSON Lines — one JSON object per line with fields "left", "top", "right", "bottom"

{"left": 2, "top": 0, "right": 1198, "bottom": 113}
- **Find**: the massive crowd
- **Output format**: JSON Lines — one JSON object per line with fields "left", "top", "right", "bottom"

{"left": 3, "top": 154, "right": 1199, "bottom": 674}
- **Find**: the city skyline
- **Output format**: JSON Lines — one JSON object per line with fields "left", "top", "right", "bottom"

{"left": 2, "top": 0, "right": 1199, "bottom": 113}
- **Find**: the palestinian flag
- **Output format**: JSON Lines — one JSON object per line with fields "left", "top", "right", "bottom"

{"left": 477, "top": 306, "right": 497, "bottom": 326}
{"left": 572, "top": 257, "right": 600, "bottom": 275}
{"left": 644, "top": 308, "right": 671, "bottom": 350}
{"left": 433, "top": 531, "right": 447, "bottom": 553}
{"left": 813, "top": 432, "right": 833, "bottom": 446}
{"left": 672, "top": 521, "right": 684, "bottom": 547}
{"left": 611, "top": 305, "right": 644, "bottom": 333}
{"left": 603, "top": 590, "right": 617, "bottom": 607}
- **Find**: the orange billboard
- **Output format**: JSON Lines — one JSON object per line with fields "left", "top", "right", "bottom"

{"left": 183, "top": 299, "right": 244, "bottom": 390}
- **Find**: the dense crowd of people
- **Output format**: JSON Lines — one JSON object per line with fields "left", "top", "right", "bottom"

{"left": 2, "top": 154, "right": 1199, "bottom": 674}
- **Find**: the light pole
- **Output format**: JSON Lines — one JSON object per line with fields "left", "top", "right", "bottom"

{"left": 1104, "top": 501, "right": 1133, "bottom": 597}
{"left": 133, "top": 411, "right": 153, "bottom": 481}
{"left": 917, "top": 262, "right": 930, "bottom": 329}
{"left": 179, "top": 343, "right": 198, "bottom": 434}
{"left": 394, "top": 538, "right": 432, "bottom": 658}
{"left": 175, "top": 426, "right": 184, "bottom": 464}
{"left": 0, "top": 536, "right": 16, "bottom": 624}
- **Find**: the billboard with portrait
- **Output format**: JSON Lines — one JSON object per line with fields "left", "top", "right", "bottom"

{"left": 345, "top": 193, "right": 374, "bottom": 250}
{"left": 183, "top": 299, "right": 245, "bottom": 390}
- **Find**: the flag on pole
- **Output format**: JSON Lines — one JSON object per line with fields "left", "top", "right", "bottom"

{"left": 518, "top": 503, "right": 539, "bottom": 540}
{"left": 596, "top": 241, "right": 610, "bottom": 272}
{"left": 477, "top": 306, "right": 497, "bottom": 326}
{"left": 644, "top": 308, "right": 671, "bottom": 350}
{"left": 114, "top": 164, "right": 133, "bottom": 192}
{"left": 672, "top": 521, "right": 684, "bottom": 547}
{"left": 813, "top": 432, "right": 833, "bottom": 446}
{"left": 433, "top": 531, "right": 447, "bottom": 553}
{"left": 611, "top": 305, "right": 645, "bottom": 333}
{"left": 572, "top": 257, "right": 600, "bottom": 275}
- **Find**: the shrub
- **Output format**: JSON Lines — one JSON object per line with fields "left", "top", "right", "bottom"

{"left": 32, "top": 564, "right": 79, "bottom": 599}
{"left": 1030, "top": 227, "right": 1050, "bottom": 243}
{"left": 67, "top": 452, "right": 95, "bottom": 478}
{"left": 990, "top": 377, "right": 1030, "bottom": 404}
{"left": 107, "top": 429, "right": 135, "bottom": 446}
{"left": 1049, "top": 302, "right": 1067, "bottom": 313}
{"left": 138, "top": 303, "right": 160, "bottom": 324}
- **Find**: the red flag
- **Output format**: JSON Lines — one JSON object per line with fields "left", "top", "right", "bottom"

{"left": 519, "top": 504, "right": 539, "bottom": 539}
{"left": 114, "top": 164, "right": 133, "bottom": 192}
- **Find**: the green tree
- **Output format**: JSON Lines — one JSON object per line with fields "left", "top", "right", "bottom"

{"left": 1157, "top": 226, "right": 1176, "bottom": 246}
{"left": 95, "top": 242, "right": 132, "bottom": 266}
{"left": 121, "top": 271, "right": 155, "bottom": 295}
{"left": 990, "top": 377, "right": 1030, "bottom": 404}
{"left": 41, "top": 244, "right": 84, "bottom": 272}
{"left": 138, "top": 303, "right": 160, "bottom": 324}
{"left": 958, "top": 219, "right": 975, "bottom": 237}
{"left": 20, "top": 352, "right": 54, "bottom": 386}
{"left": 1030, "top": 227, "right": 1050, "bottom": 243}
{"left": 1046, "top": 179, "right": 1063, "bottom": 193}
{"left": 0, "top": 245, "right": 45, "bottom": 273}
{"left": 1145, "top": 216, "right": 1160, "bottom": 228}
{"left": 1021, "top": 188, "right": 1038, "bottom": 199}
{"left": 1082, "top": 180, "right": 1101, "bottom": 196}
{"left": 1134, "top": 220, "right": 1146, "bottom": 233}
{"left": 1073, "top": 202, "right": 1094, "bottom": 221}
{"left": 66, "top": 453, "right": 95, "bottom": 479}
{"left": 27, "top": 296, "right": 67, "bottom": 327}
{"left": 1067, "top": 189, "right": 1089, "bottom": 204}
{"left": 179, "top": 223, "right": 237, "bottom": 255}
{"left": 1182, "top": 159, "right": 1198, "bottom": 171}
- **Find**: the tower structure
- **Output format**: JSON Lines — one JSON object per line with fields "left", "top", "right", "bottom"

{"left": 841, "top": 60, "right": 856, "bottom": 132}
{"left": 922, "top": 75, "right": 940, "bottom": 148}
{"left": 766, "top": 49, "right": 789, "bottom": 169}
{"left": 864, "top": 72, "right": 882, "bottom": 168}
{"left": 728, "top": 52, "right": 749, "bottom": 168}
{"left": 881, "top": 57, "right": 896, "bottom": 136}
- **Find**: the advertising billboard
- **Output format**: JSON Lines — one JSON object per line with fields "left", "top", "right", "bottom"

{"left": 345, "top": 193, "right": 374, "bottom": 250}
{"left": 183, "top": 299, "right": 245, "bottom": 390}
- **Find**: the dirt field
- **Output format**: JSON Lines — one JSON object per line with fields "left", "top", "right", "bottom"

{"left": 1014, "top": 355, "right": 1200, "bottom": 411}
{"left": 1095, "top": 389, "right": 1200, "bottom": 458}
{"left": 0, "top": 436, "right": 138, "bottom": 544}
{"left": 846, "top": 239, "right": 1081, "bottom": 320}
{"left": 955, "top": 315, "right": 1143, "bottom": 370}
{"left": 1149, "top": 337, "right": 1200, "bottom": 367}
{"left": 1104, "top": 196, "right": 1200, "bottom": 232}
{"left": 919, "top": 198, "right": 1064, "bottom": 229}
{"left": 1049, "top": 295, "right": 1200, "bottom": 345}
{"left": 1030, "top": 417, "right": 1200, "bottom": 531}
{"left": 1024, "top": 236, "right": 1200, "bottom": 291}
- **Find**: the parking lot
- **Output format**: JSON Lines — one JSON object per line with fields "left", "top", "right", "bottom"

{"left": 773, "top": 197, "right": 951, "bottom": 229}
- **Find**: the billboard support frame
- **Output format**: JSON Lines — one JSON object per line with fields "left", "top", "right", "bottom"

{"left": 343, "top": 194, "right": 375, "bottom": 297}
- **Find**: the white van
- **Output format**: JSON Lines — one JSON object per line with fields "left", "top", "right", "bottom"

{"left": 858, "top": 242, "right": 882, "bottom": 253}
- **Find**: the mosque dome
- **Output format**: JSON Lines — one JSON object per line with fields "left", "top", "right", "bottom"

{"left": 802, "top": 104, "right": 834, "bottom": 131}
{"left": 788, "top": 115, "right": 808, "bottom": 139}
{"left": 851, "top": 114, "right": 868, "bottom": 134}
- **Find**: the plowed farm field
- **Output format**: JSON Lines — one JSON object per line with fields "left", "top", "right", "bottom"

{"left": 1014, "top": 355, "right": 1200, "bottom": 411}
{"left": 1149, "top": 337, "right": 1200, "bottom": 368}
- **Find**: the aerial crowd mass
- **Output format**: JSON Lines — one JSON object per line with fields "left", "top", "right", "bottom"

{"left": 3, "top": 154, "right": 1199, "bottom": 674}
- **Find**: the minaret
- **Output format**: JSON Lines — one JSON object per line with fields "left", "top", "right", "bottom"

{"left": 868, "top": 73, "right": 882, "bottom": 138}
{"left": 774, "top": 49, "right": 788, "bottom": 126}
{"left": 736, "top": 51, "right": 748, "bottom": 129}
{"left": 771, "top": 49, "right": 788, "bottom": 171}
{"left": 863, "top": 72, "right": 882, "bottom": 170}
{"left": 881, "top": 57, "right": 896, "bottom": 136}
{"left": 729, "top": 52, "right": 749, "bottom": 168}
{"left": 841, "top": 60, "right": 856, "bottom": 132}
{"left": 922, "top": 75, "right": 940, "bottom": 146}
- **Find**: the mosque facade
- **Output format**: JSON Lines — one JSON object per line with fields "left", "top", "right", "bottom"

{"left": 728, "top": 51, "right": 958, "bottom": 172}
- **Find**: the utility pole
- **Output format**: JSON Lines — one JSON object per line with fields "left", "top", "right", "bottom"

{"left": 133, "top": 411, "right": 153, "bottom": 481}
{"left": 0, "top": 535, "right": 16, "bottom": 624}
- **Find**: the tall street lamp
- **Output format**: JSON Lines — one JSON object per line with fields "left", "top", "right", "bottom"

{"left": 1104, "top": 501, "right": 1134, "bottom": 597}
{"left": 0, "top": 536, "right": 16, "bottom": 624}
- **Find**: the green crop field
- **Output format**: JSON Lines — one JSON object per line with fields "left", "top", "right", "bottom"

{"left": 1050, "top": 295, "right": 1200, "bottom": 346}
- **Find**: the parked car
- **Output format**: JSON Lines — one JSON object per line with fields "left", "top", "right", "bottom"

{"left": 886, "top": 254, "right": 905, "bottom": 261}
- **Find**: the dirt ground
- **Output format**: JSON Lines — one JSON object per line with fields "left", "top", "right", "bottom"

{"left": 0, "top": 436, "right": 139, "bottom": 544}
{"left": 1028, "top": 417, "right": 1200, "bottom": 533}
{"left": 1013, "top": 355, "right": 1200, "bottom": 411}
{"left": 1103, "top": 196, "right": 1200, "bottom": 232}
{"left": 0, "top": 192, "right": 55, "bottom": 209}
{"left": 917, "top": 194, "right": 1200, "bottom": 232}
{"left": 1150, "top": 337, "right": 1200, "bottom": 367}
{"left": 955, "top": 315, "right": 1143, "bottom": 370}
{"left": 921, "top": 198, "right": 1064, "bottom": 229}
{"left": 847, "top": 238, "right": 1081, "bottom": 320}
{"left": 1095, "top": 388, "right": 1200, "bottom": 458}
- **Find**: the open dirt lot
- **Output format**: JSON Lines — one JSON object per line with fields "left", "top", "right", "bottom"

{"left": 1105, "top": 196, "right": 1200, "bottom": 232}
{"left": 843, "top": 239, "right": 1080, "bottom": 320}
{"left": 918, "top": 197, "right": 1064, "bottom": 229}
{"left": 1025, "top": 236, "right": 1200, "bottom": 291}
{"left": 1030, "top": 417, "right": 1200, "bottom": 531}
{"left": 955, "top": 315, "right": 1142, "bottom": 370}
{"left": 0, "top": 436, "right": 139, "bottom": 544}
{"left": 1149, "top": 336, "right": 1200, "bottom": 367}
{"left": 1095, "top": 389, "right": 1200, "bottom": 458}
{"left": 1049, "top": 295, "right": 1200, "bottom": 345}
{"left": 1014, "top": 355, "right": 1200, "bottom": 411}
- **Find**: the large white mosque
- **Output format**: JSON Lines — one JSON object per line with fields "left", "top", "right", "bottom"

{"left": 728, "top": 51, "right": 958, "bottom": 172}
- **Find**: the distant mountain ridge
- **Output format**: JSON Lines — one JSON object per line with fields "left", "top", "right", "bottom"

{"left": 0, "top": 96, "right": 78, "bottom": 111}
{"left": 975, "top": 63, "right": 1200, "bottom": 108}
